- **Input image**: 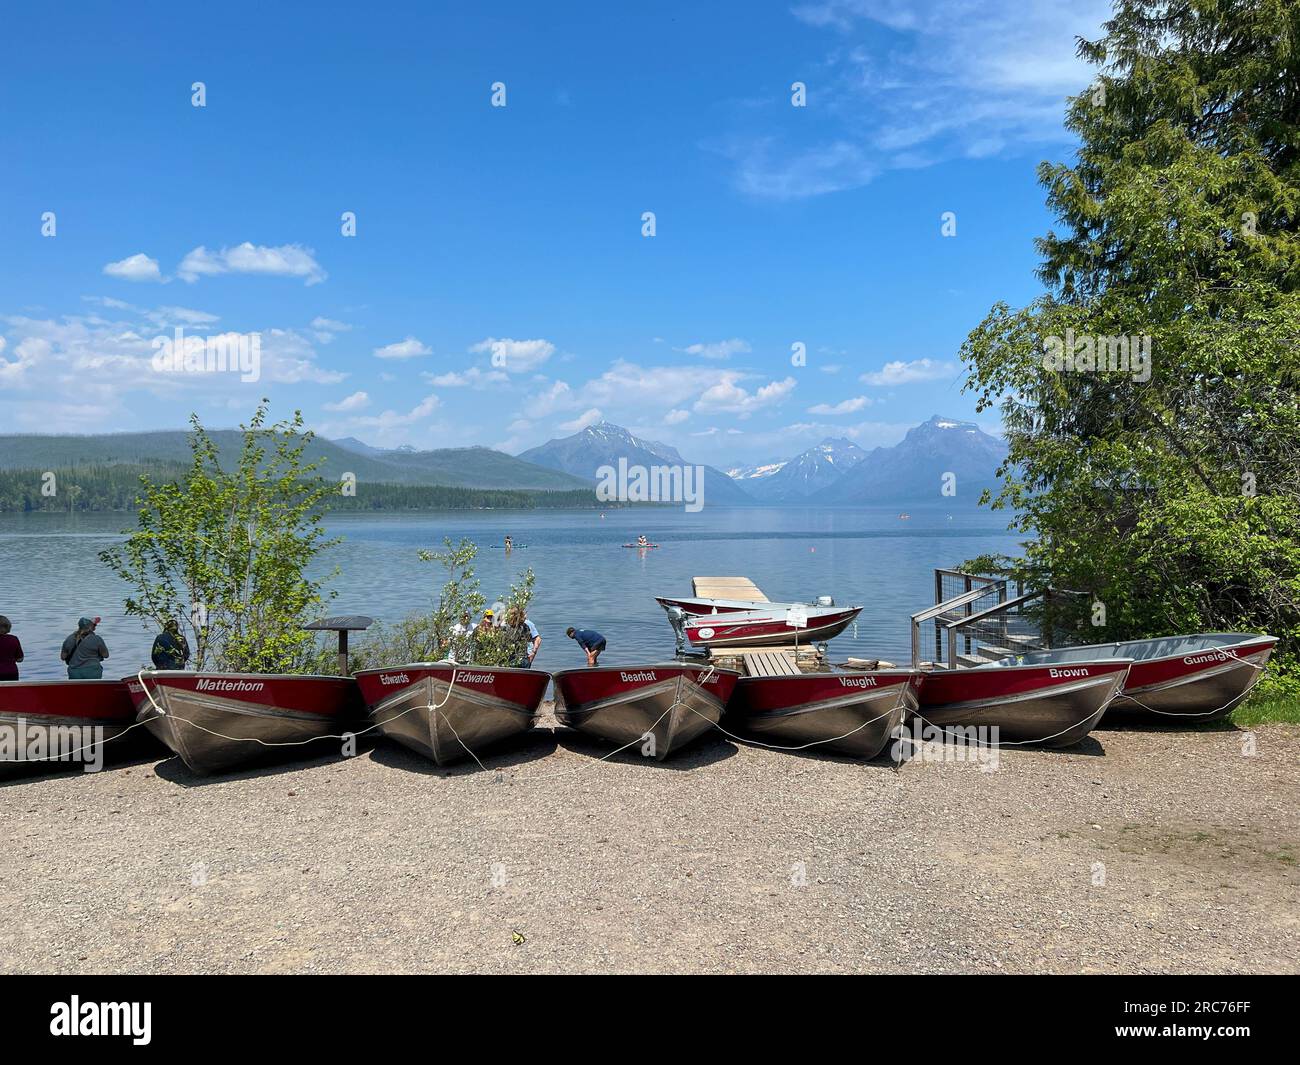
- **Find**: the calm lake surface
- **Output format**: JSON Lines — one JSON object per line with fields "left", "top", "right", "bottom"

{"left": 0, "top": 505, "right": 1023, "bottom": 680}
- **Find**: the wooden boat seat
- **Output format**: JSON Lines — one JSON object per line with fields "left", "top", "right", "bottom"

{"left": 742, "top": 650, "right": 801, "bottom": 677}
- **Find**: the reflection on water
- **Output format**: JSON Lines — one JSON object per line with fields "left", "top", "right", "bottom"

{"left": 0, "top": 505, "right": 1022, "bottom": 679}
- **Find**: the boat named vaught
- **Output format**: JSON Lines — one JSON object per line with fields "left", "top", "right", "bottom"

{"left": 727, "top": 668, "right": 922, "bottom": 758}
{"left": 355, "top": 662, "right": 549, "bottom": 765}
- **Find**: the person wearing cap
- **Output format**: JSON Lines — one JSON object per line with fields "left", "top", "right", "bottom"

{"left": 0, "top": 616, "right": 24, "bottom": 682}
{"left": 150, "top": 619, "right": 190, "bottom": 670}
{"left": 566, "top": 626, "right": 606, "bottom": 667}
{"left": 61, "top": 616, "right": 110, "bottom": 679}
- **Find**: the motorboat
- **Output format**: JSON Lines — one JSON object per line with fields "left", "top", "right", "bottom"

{"left": 128, "top": 672, "right": 364, "bottom": 774}
{"left": 918, "top": 658, "right": 1132, "bottom": 748}
{"left": 997, "top": 633, "right": 1277, "bottom": 722}
{"left": 354, "top": 662, "right": 549, "bottom": 765}
{"left": 655, "top": 594, "right": 840, "bottom": 616}
{"left": 0, "top": 679, "right": 146, "bottom": 776}
{"left": 552, "top": 662, "right": 739, "bottom": 760}
{"left": 667, "top": 603, "right": 861, "bottom": 649}
{"left": 727, "top": 665, "right": 923, "bottom": 758}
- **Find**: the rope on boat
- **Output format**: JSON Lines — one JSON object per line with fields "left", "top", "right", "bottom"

{"left": 35, "top": 650, "right": 1263, "bottom": 775}
{"left": 0, "top": 706, "right": 159, "bottom": 766}
{"left": 135, "top": 666, "right": 459, "bottom": 750}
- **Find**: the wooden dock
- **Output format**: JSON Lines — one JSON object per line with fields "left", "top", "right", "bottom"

{"left": 691, "top": 576, "right": 769, "bottom": 601}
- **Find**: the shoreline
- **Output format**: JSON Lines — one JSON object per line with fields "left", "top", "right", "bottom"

{"left": 3, "top": 712, "right": 1296, "bottom": 974}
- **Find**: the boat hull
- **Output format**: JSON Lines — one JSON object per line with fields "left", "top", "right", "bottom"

{"left": 128, "top": 672, "right": 364, "bottom": 774}
{"left": 728, "top": 670, "right": 921, "bottom": 758}
{"left": 0, "top": 679, "right": 145, "bottom": 776}
{"left": 553, "top": 663, "right": 739, "bottom": 760}
{"left": 1002, "top": 634, "right": 1277, "bottom": 722}
{"left": 355, "top": 663, "right": 549, "bottom": 765}
{"left": 918, "top": 661, "right": 1130, "bottom": 748}
{"left": 683, "top": 606, "right": 861, "bottom": 649}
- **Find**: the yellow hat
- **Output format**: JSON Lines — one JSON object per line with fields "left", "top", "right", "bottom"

{"left": 484, "top": 609, "right": 494, "bottom": 618}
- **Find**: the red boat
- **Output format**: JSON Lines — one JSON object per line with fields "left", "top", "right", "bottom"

{"left": 655, "top": 594, "right": 840, "bottom": 616}
{"left": 553, "top": 662, "right": 739, "bottom": 760}
{"left": 355, "top": 663, "right": 549, "bottom": 765}
{"left": 0, "top": 679, "right": 145, "bottom": 775}
{"left": 918, "top": 659, "right": 1131, "bottom": 748}
{"left": 128, "top": 672, "right": 364, "bottom": 774}
{"left": 728, "top": 668, "right": 922, "bottom": 758}
{"left": 673, "top": 604, "right": 861, "bottom": 649}
{"left": 998, "top": 633, "right": 1276, "bottom": 721}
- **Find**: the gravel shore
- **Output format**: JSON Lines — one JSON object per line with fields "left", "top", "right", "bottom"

{"left": 2, "top": 706, "right": 1297, "bottom": 974}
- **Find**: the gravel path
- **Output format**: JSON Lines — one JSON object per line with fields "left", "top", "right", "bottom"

{"left": 2, "top": 707, "right": 1296, "bottom": 974}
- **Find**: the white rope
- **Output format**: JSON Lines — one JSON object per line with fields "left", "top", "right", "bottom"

{"left": 135, "top": 666, "right": 458, "bottom": 750}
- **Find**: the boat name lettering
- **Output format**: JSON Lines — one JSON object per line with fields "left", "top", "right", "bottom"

{"left": 840, "top": 676, "right": 877, "bottom": 688}
{"left": 1183, "top": 651, "right": 1229, "bottom": 665}
{"left": 380, "top": 673, "right": 410, "bottom": 685}
{"left": 620, "top": 671, "right": 657, "bottom": 683}
{"left": 195, "top": 678, "right": 266, "bottom": 692}
{"left": 1048, "top": 667, "right": 1090, "bottom": 678}
{"left": 455, "top": 672, "right": 495, "bottom": 684}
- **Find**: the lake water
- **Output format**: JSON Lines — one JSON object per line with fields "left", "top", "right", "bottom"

{"left": 0, "top": 505, "right": 1023, "bottom": 679}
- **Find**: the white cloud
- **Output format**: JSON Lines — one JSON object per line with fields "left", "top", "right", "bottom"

{"left": 521, "top": 379, "right": 574, "bottom": 418}
{"left": 470, "top": 337, "right": 555, "bottom": 372}
{"left": 349, "top": 394, "right": 441, "bottom": 431}
{"left": 808, "top": 395, "right": 871, "bottom": 414}
{"left": 373, "top": 336, "right": 432, "bottom": 360}
{"left": 663, "top": 409, "right": 690, "bottom": 425}
{"left": 694, "top": 374, "right": 796, "bottom": 416}
{"left": 677, "top": 337, "right": 751, "bottom": 360}
{"left": 0, "top": 310, "right": 345, "bottom": 430}
{"left": 177, "top": 243, "right": 326, "bottom": 285}
{"left": 860, "top": 358, "right": 957, "bottom": 386}
{"left": 725, "top": 0, "right": 1110, "bottom": 199}
{"left": 324, "top": 390, "right": 370, "bottom": 412}
{"left": 148, "top": 306, "right": 219, "bottom": 326}
{"left": 423, "top": 367, "right": 509, "bottom": 387}
{"left": 103, "top": 254, "right": 162, "bottom": 282}
{"left": 559, "top": 408, "right": 604, "bottom": 431}
{"left": 311, "top": 316, "right": 351, "bottom": 342}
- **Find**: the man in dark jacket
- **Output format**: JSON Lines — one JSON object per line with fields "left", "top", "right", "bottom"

{"left": 151, "top": 619, "right": 190, "bottom": 670}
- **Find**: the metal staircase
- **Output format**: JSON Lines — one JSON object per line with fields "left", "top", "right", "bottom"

{"left": 911, "top": 569, "right": 1089, "bottom": 669}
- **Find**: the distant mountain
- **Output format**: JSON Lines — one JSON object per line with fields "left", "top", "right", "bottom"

{"left": 518, "top": 421, "right": 753, "bottom": 505}
{"left": 727, "top": 459, "right": 787, "bottom": 483}
{"left": 735, "top": 438, "right": 867, "bottom": 502}
{"left": 0, "top": 431, "right": 589, "bottom": 492}
{"left": 812, "top": 415, "right": 1007, "bottom": 504}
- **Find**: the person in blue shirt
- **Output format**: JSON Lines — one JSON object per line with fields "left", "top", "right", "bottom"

{"left": 565, "top": 626, "right": 606, "bottom": 667}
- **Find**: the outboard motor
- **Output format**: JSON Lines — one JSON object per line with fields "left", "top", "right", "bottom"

{"left": 666, "top": 606, "right": 689, "bottom": 657}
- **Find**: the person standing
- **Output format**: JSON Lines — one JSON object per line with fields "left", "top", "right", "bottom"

{"left": 150, "top": 619, "right": 190, "bottom": 670}
{"left": 449, "top": 611, "right": 474, "bottom": 663}
{"left": 0, "top": 616, "right": 24, "bottom": 681}
{"left": 61, "top": 616, "right": 109, "bottom": 679}
{"left": 506, "top": 606, "right": 541, "bottom": 668}
{"left": 565, "top": 626, "right": 606, "bottom": 667}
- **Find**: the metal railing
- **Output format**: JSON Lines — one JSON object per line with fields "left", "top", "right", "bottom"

{"left": 913, "top": 570, "right": 1088, "bottom": 668}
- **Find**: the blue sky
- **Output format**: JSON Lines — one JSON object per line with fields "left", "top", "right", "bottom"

{"left": 0, "top": 0, "right": 1110, "bottom": 466}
